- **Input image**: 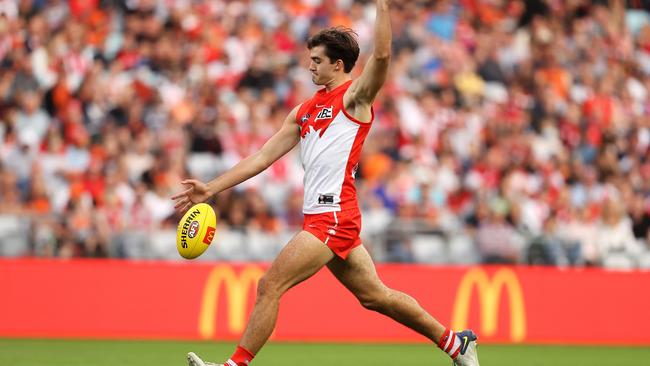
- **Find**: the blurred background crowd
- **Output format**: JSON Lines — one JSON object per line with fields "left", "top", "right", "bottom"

{"left": 1, "top": 0, "right": 650, "bottom": 268}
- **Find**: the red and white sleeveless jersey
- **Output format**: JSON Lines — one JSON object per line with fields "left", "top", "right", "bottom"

{"left": 295, "top": 80, "right": 374, "bottom": 214}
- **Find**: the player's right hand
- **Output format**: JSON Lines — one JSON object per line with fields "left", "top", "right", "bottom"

{"left": 171, "top": 179, "right": 212, "bottom": 214}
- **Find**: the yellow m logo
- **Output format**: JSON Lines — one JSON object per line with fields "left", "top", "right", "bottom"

{"left": 451, "top": 267, "right": 526, "bottom": 342}
{"left": 198, "top": 265, "right": 265, "bottom": 339}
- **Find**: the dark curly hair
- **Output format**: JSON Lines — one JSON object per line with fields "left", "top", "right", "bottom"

{"left": 307, "top": 27, "right": 360, "bottom": 73}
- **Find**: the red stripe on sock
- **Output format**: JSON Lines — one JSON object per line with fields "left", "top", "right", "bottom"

{"left": 438, "top": 329, "right": 451, "bottom": 349}
{"left": 444, "top": 336, "right": 456, "bottom": 353}
{"left": 451, "top": 346, "right": 461, "bottom": 359}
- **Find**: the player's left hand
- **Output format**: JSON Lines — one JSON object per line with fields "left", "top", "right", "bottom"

{"left": 171, "top": 179, "right": 212, "bottom": 213}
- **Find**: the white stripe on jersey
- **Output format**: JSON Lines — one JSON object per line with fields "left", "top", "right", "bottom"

{"left": 300, "top": 111, "right": 360, "bottom": 214}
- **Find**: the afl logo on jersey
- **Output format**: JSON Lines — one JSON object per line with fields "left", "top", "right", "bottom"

{"left": 315, "top": 106, "right": 333, "bottom": 120}
{"left": 299, "top": 113, "right": 310, "bottom": 124}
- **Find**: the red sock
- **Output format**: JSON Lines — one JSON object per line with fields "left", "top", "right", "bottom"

{"left": 437, "top": 328, "right": 462, "bottom": 359}
{"left": 226, "top": 345, "right": 255, "bottom": 366}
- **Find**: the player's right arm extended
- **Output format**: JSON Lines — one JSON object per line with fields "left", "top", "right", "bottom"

{"left": 204, "top": 106, "right": 300, "bottom": 196}
{"left": 346, "top": 0, "right": 391, "bottom": 105}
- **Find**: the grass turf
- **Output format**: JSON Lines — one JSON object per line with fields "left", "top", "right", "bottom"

{"left": 1, "top": 339, "right": 648, "bottom": 366}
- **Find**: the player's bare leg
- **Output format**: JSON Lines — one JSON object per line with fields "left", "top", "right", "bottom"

{"left": 239, "top": 231, "right": 334, "bottom": 353}
{"left": 327, "top": 245, "right": 479, "bottom": 365}
{"left": 327, "top": 245, "right": 445, "bottom": 341}
{"left": 188, "top": 231, "right": 335, "bottom": 366}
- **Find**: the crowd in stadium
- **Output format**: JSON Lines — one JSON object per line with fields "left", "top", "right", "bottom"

{"left": 1, "top": 0, "right": 650, "bottom": 268}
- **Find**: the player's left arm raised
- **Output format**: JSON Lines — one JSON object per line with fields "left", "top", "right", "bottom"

{"left": 346, "top": 0, "right": 391, "bottom": 106}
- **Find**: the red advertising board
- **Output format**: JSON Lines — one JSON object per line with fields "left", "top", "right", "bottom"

{"left": 0, "top": 259, "right": 649, "bottom": 345}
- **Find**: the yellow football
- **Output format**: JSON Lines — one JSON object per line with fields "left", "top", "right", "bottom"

{"left": 176, "top": 203, "right": 217, "bottom": 259}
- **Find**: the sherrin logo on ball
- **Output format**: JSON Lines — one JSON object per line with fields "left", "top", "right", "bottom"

{"left": 176, "top": 203, "right": 217, "bottom": 259}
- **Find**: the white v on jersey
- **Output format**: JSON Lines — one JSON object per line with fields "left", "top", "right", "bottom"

{"left": 295, "top": 80, "right": 374, "bottom": 214}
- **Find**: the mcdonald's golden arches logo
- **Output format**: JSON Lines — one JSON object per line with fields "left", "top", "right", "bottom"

{"left": 451, "top": 267, "right": 526, "bottom": 342}
{"left": 199, "top": 265, "right": 265, "bottom": 339}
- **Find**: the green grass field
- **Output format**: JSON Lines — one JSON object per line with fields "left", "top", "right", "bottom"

{"left": 1, "top": 339, "right": 648, "bottom": 366}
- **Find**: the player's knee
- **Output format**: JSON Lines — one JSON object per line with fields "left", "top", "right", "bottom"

{"left": 256, "top": 275, "right": 280, "bottom": 300}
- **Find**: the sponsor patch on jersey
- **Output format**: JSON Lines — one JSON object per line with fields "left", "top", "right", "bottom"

{"left": 318, "top": 194, "right": 334, "bottom": 204}
{"left": 315, "top": 106, "right": 333, "bottom": 120}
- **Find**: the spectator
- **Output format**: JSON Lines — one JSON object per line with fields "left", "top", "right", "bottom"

{"left": 0, "top": 1, "right": 648, "bottom": 268}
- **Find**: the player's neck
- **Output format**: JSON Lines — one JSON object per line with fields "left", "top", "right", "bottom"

{"left": 323, "top": 75, "right": 352, "bottom": 92}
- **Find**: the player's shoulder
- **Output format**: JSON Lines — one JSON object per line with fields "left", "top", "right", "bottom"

{"left": 290, "top": 104, "right": 302, "bottom": 116}
{"left": 343, "top": 78, "right": 374, "bottom": 119}
{"left": 288, "top": 103, "right": 305, "bottom": 125}
{"left": 344, "top": 78, "right": 371, "bottom": 104}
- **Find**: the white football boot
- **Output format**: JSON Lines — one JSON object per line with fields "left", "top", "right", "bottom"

{"left": 452, "top": 330, "right": 480, "bottom": 366}
{"left": 187, "top": 352, "right": 223, "bottom": 366}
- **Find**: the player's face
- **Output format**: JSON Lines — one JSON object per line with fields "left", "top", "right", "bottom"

{"left": 308, "top": 45, "right": 341, "bottom": 85}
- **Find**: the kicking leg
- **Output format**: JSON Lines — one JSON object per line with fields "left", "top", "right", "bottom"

{"left": 189, "top": 231, "right": 335, "bottom": 366}
{"left": 239, "top": 230, "right": 334, "bottom": 354}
